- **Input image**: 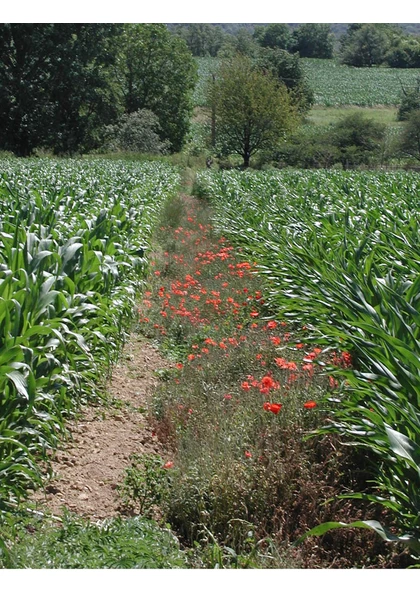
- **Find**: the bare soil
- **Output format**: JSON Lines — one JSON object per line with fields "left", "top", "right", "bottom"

{"left": 30, "top": 335, "right": 172, "bottom": 521}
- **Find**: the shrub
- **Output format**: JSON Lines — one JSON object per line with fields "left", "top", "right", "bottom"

{"left": 103, "top": 109, "right": 170, "bottom": 154}
{"left": 397, "top": 79, "right": 420, "bottom": 121}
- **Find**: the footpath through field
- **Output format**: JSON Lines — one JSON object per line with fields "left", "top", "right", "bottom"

{"left": 30, "top": 190, "right": 393, "bottom": 568}
{"left": 32, "top": 191, "right": 320, "bottom": 525}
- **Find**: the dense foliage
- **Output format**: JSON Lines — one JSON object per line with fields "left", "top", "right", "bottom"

{"left": 103, "top": 109, "right": 170, "bottom": 154}
{"left": 340, "top": 23, "right": 420, "bottom": 68}
{"left": 120, "top": 24, "right": 197, "bottom": 153}
{"left": 0, "top": 24, "right": 197, "bottom": 156}
{"left": 172, "top": 23, "right": 227, "bottom": 57}
{"left": 278, "top": 113, "right": 387, "bottom": 169}
{"left": 0, "top": 24, "right": 122, "bottom": 156}
{"left": 290, "top": 24, "right": 335, "bottom": 59}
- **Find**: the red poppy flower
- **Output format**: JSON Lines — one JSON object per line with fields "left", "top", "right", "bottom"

{"left": 244, "top": 451, "right": 252, "bottom": 458}
{"left": 263, "top": 402, "right": 282, "bottom": 414}
{"left": 163, "top": 461, "right": 174, "bottom": 469}
{"left": 266, "top": 321, "right": 278, "bottom": 330}
{"left": 261, "top": 375, "right": 276, "bottom": 389}
{"left": 303, "top": 400, "right": 317, "bottom": 409}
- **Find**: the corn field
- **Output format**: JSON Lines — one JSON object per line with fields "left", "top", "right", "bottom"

{"left": 301, "top": 58, "right": 420, "bottom": 107}
{"left": 0, "top": 158, "right": 179, "bottom": 522}
{"left": 196, "top": 168, "right": 420, "bottom": 559}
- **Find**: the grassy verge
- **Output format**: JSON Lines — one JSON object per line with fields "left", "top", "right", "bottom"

{"left": 306, "top": 105, "right": 402, "bottom": 128}
{"left": 0, "top": 509, "right": 186, "bottom": 568}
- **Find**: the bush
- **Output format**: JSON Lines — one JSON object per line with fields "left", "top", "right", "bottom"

{"left": 103, "top": 109, "right": 170, "bottom": 154}
{"left": 277, "top": 115, "right": 389, "bottom": 170}
{"left": 398, "top": 109, "right": 420, "bottom": 161}
{"left": 397, "top": 80, "right": 420, "bottom": 121}
{"left": 329, "top": 112, "right": 387, "bottom": 169}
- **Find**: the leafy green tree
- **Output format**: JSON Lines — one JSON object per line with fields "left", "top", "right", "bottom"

{"left": 255, "top": 48, "right": 314, "bottom": 113}
{"left": 0, "top": 24, "right": 122, "bottom": 156}
{"left": 398, "top": 109, "right": 420, "bottom": 161}
{"left": 172, "top": 24, "right": 226, "bottom": 57}
{"left": 46, "top": 24, "right": 123, "bottom": 155}
{"left": 397, "top": 79, "right": 420, "bottom": 121}
{"left": 0, "top": 24, "right": 53, "bottom": 156}
{"left": 119, "top": 24, "right": 198, "bottom": 152}
{"left": 253, "top": 24, "right": 292, "bottom": 51}
{"left": 290, "top": 23, "right": 334, "bottom": 58}
{"left": 340, "top": 23, "right": 400, "bottom": 67}
{"left": 386, "top": 36, "right": 420, "bottom": 68}
{"left": 329, "top": 112, "right": 386, "bottom": 168}
{"left": 218, "top": 28, "right": 259, "bottom": 59}
{"left": 209, "top": 55, "right": 299, "bottom": 168}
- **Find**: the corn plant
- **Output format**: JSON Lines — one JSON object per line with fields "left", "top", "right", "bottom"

{"left": 0, "top": 157, "right": 180, "bottom": 528}
{"left": 196, "top": 168, "right": 420, "bottom": 559}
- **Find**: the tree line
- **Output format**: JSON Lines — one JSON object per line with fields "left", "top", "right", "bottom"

{"left": 173, "top": 23, "right": 420, "bottom": 68}
{"left": 3, "top": 22, "right": 420, "bottom": 165}
{"left": 0, "top": 24, "right": 197, "bottom": 156}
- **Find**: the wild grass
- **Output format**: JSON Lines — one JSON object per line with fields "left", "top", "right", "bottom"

{"left": 0, "top": 510, "right": 186, "bottom": 568}
{"left": 137, "top": 191, "right": 406, "bottom": 568}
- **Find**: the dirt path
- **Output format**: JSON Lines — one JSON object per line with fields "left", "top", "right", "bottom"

{"left": 31, "top": 336, "right": 172, "bottom": 521}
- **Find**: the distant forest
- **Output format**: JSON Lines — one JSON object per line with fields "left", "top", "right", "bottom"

{"left": 168, "top": 23, "right": 420, "bottom": 37}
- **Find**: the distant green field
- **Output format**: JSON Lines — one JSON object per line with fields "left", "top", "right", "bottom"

{"left": 194, "top": 56, "right": 420, "bottom": 109}
{"left": 302, "top": 58, "right": 420, "bottom": 107}
{"left": 193, "top": 57, "right": 217, "bottom": 107}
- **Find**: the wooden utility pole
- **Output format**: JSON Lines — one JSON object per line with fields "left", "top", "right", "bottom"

{"left": 211, "top": 72, "right": 216, "bottom": 148}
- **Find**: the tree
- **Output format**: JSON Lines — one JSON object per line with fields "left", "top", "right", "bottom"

{"left": 398, "top": 110, "right": 420, "bottom": 161}
{"left": 218, "top": 28, "right": 259, "bottom": 59}
{"left": 255, "top": 47, "right": 314, "bottom": 113}
{"left": 0, "top": 24, "right": 53, "bottom": 156}
{"left": 386, "top": 36, "right": 420, "bottom": 68}
{"left": 103, "top": 109, "right": 170, "bottom": 154}
{"left": 290, "top": 23, "right": 334, "bottom": 59}
{"left": 253, "top": 24, "right": 292, "bottom": 51}
{"left": 0, "top": 24, "right": 122, "bottom": 156}
{"left": 209, "top": 55, "right": 299, "bottom": 168}
{"left": 119, "top": 24, "right": 198, "bottom": 152}
{"left": 340, "top": 23, "right": 400, "bottom": 67}
{"left": 172, "top": 24, "right": 226, "bottom": 57}
{"left": 397, "top": 78, "right": 420, "bottom": 121}
{"left": 329, "top": 112, "right": 386, "bottom": 169}
{"left": 45, "top": 24, "right": 123, "bottom": 155}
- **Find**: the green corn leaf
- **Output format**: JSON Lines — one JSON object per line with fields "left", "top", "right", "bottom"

{"left": 296, "top": 519, "right": 420, "bottom": 553}
{"left": 385, "top": 424, "right": 420, "bottom": 470}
